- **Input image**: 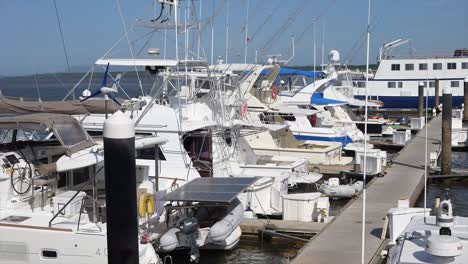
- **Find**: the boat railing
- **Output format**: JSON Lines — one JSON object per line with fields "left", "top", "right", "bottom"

{"left": 76, "top": 194, "right": 104, "bottom": 232}
{"left": 48, "top": 167, "right": 102, "bottom": 228}
{"left": 383, "top": 50, "right": 467, "bottom": 60}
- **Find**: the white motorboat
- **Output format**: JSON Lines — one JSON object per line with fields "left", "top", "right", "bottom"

{"left": 0, "top": 114, "right": 160, "bottom": 264}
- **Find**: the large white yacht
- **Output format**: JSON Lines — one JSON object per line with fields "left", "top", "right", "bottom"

{"left": 352, "top": 39, "right": 467, "bottom": 108}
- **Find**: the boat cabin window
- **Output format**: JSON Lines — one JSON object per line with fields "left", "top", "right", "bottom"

{"left": 433, "top": 63, "right": 442, "bottom": 70}
{"left": 421, "top": 81, "right": 427, "bottom": 88}
{"left": 429, "top": 81, "right": 435, "bottom": 88}
{"left": 419, "top": 63, "right": 428, "bottom": 71}
{"left": 41, "top": 250, "right": 58, "bottom": 259}
{"left": 451, "top": 81, "right": 460, "bottom": 88}
{"left": 398, "top": 82, "right": 403, "bottom": 88}
{"left": 462, "top": 62, "right": 468, "bottom": 69}
{"left": 136, "top": 146, "right": 166, "bottom": 160}
{"left": 447, "top": 62, "right": 457, "bottom": 70}
{"left": 391, "top": 64, "right": 400, "bottom": 71}
{"left": 405, "top": 64, "right": 414, "bottom": 71}
{"left": 356, "top": 81, "right": 366, "bottom": 88}
{"left": 0, "top": 129, "right": 51, "bottom": 144}
{"left": 387, "top": 82, "right": 396, "bottom": 88}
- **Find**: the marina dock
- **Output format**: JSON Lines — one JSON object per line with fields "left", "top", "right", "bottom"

{"left": 292, "top": 115, "right": 443, "bottom": 264}
{"left": 240, "top": 218, "right": 329, "bottom": 238}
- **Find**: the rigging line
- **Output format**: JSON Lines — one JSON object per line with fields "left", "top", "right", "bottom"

{"left": 198, "top": 1, "right": 226, "bottom": 34}
{"left": 52, "top": 0, "right": 70, "bottom": 73}
{"left": 293, "top": 0, "right": 337, "bottom": 45}
{"left": 52, "top": 0, "right": 73, "bottom": 100}
{"left": 248, "top": 0, "right": 283, "bottom": 43}
{"left": 115, "top": 0, "right": 145, "bottom": 96}
{"left": 260, "top": 0, "right": 310, "bottom": 50}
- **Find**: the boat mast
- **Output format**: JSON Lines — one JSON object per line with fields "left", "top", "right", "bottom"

{"left": 361, "top": 0, "right": 371, "bottom": 263}
{"left": 211, "top": 0, "right": 215, "bottom": 65}
{"left": 244, "top": 0, "right": 250, "bottom": 63}
{"left": 225, "top": 0, "right": 230, "bottom": 63}
{"left": 198, "top": 0, "right": 202, "bottom": 60}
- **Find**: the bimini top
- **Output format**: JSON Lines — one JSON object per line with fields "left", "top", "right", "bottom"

{"left": 0, "top": 96, "right": 122, "bottom": 115}
{"left": 260, "top": 68, "right": 322, "bottom": 78}
{"left": 0, "top": 113, "right": 95, "bottom": 155}
{"left": 165, "top": 177, "right": 259, "bottom": 204}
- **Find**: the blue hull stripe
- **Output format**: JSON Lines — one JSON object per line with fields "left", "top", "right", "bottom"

{"left": 293, "top": 135, "right": 353, "bottom": 147}
{"left": 355, "top": 95, "right": 464, "bottom": 109}
{"left": 354, "top": 78, "right": 466, "bottom": 81}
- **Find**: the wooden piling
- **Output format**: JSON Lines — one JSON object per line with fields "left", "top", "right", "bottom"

{"left": 464, "top": 77, "right": 468, "bottom": 122}
{"left": 418, "top": 81, "right": 424, "bottom": 117}
{"left": 441, "top": 88, "right": 452, "bottom": 175}
{"left": 434, "top": 79, "right": 440, "bottom": 112}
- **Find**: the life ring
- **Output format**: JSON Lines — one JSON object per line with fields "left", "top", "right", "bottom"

{"left": 271, "top": 86, "right": 278, "bottom": 100}
{"left": 138, "top": 193, "right": 155, "bottom": 218}
{"left": 371, "top": 115, "right": 380, "bottom": 120}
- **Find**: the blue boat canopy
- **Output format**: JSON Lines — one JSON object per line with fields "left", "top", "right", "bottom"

{"left": 310, "top": 93, "right": 347, "bottom": 105}
{"left": 260, "top": 68, "right": 322, "bottom": 78}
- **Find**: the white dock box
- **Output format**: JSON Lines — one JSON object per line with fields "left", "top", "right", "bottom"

{"left": 52, "top": 191, "right": 86, "bottom": 218}
{"left": 452, "top": 109, "right": 463, "bottom": 119}
{"left": 358, "top": 155, "right": 383, "bottom": 175}
{"left": 282, "top": 193, "right": 325, "bottom": 222}
{"left": 393, "top": 130, "right": 411, "bottom": 145}
{"left": 452, "top": 118, "right": 462, "bottom": 129}
{"left": 410, "top": 117, "right": 425, "bottom": 130}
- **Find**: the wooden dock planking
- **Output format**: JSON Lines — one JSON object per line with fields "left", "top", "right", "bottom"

{"left": 291, "top": 115, "right": 442, "bottom": 264}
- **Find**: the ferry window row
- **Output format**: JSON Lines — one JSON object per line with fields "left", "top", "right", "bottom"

{"left": 415, "top": 81, "right": 459, "bottom": 88}
{"left": 387, "top": 81, "right": 403, "bottom": 88}
{"left": 391, "top": 62, "right": 468, "bottom": 71}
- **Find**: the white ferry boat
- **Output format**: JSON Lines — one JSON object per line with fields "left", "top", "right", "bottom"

{"left": 353, "top": 39, "right": 467, "bottom": 108}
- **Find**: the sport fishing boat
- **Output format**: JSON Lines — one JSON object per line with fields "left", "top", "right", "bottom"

{"left": 352, "top": 39, "right": 467, "bottom": 108}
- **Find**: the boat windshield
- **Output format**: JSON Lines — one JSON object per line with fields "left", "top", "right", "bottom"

{"left": 53, "top": 122, "right": 90, "bottom": 147}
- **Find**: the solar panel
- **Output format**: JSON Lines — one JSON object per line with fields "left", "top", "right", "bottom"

{"left": 165, "top": 177, "right": 259, "bottom": 204}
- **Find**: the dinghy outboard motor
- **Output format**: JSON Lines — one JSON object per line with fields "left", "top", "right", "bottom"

{"left": 179, "top": 216, "right": 200, "bottom": 263}
{"left": 425, "top": 196, "right": 463, "bottom": 259}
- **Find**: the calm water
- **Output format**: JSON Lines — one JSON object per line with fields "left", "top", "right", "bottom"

{"left": 1, "top": 74, "right": 467, "bottom": 263}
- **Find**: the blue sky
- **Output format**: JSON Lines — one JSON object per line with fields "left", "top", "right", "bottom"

{"left": 0, "top": 0, "right": 467, "bottom": 76}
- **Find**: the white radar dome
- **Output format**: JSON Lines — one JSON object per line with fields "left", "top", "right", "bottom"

{"left": 328, "top": 50, "right": 340, "bottom": 63}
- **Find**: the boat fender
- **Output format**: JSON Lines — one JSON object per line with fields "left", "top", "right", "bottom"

{"left": 138, "top": 193, "right": 155, "bottom": 218}
{"left": 159, "top": 228, "right": 180, "bottom": 252}
{"left": 209, "top": 199, "right": 244, "bottom": 242}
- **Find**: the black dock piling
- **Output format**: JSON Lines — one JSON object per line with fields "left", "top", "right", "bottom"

{"left": 435, "top": 79, "right": 440, "bottom": 112}
{"left": 104, "top": 111, "right": 139, "bottom": 264}
{"left": 464, "top": 77, "right": 468, "bottom": 122}
{"left": 441, "top": 88, "right": 452, "bottom": 176}
{"left": 418, "top": 81, "right": 424, "bottom": 118}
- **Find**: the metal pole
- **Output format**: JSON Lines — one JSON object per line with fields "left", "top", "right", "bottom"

{"left": 418, "top": 81, "right": 424, "bottom": 118}
{"left": 361, "top": 1, "right": 371, "bottom": 263}
{"left": 104, "top": 111, "right": 138, "bottom": 264}
{"left": 154, "top": 144, "right": 159, "bottom": 193}
{"left": 211, "top": 0, "right": 215, "bottom": 65}
{"left": 244, "top": 0, "right": 250, "bottom": 64}
{"left": 225, "top": 0, "right": 229, "bottom": 63}
{"left": 434, "top": 78, "right": 440, "bottom": 112}
{"left": 441, "top": 88, "right": 452, "bottom": 176}
{"left": 464, "top": 77, "right": 468, "bottom": 122}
